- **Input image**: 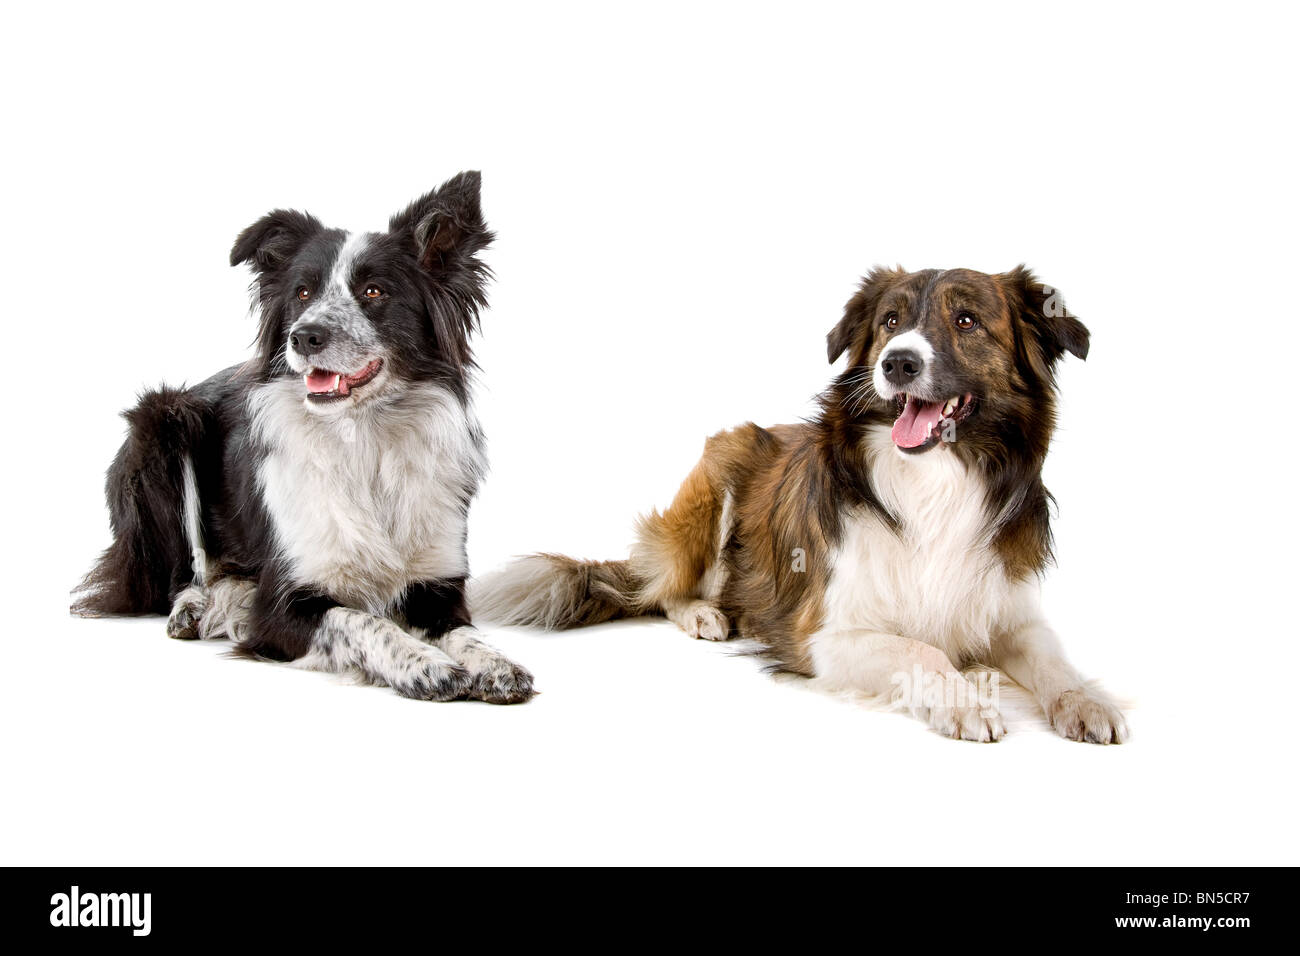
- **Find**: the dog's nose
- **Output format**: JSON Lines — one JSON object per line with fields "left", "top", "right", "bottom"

{"left": 881, "top": 350, "right": 923, "bottom": 387}
{"left": 290, "top": 324, "right": 331, "bottom": 357}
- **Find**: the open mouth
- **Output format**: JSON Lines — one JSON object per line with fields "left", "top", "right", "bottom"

{"left": 891, "top": 393, "right": 976, "bottom": 451}
{"left": 304, "top": 359, "right": 383, "bottom": 402}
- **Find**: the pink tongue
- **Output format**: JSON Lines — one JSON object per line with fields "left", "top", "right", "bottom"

{"left": 306, "top": 370, "right": 339, "bottom": 394}
{"left": 891, "top": 398, "right": 944, "bottom": 448}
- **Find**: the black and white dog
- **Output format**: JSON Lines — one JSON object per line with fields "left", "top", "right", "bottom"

{"left": 75, "top": 172, "right": 535, "bottom": 704}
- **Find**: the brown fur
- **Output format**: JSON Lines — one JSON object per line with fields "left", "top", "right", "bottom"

{"left": 632, "top": 454, "right": 725, "bottom": 605}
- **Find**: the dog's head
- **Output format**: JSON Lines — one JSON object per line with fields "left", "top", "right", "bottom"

{"left": 827, "top": 266, "right": 1089, "bottom": 456}
{"left": 230, "top": 171, "right": 492, "bottom": 412}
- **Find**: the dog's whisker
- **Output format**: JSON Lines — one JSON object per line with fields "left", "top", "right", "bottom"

{"left": 840, "top": 373, "right": 886, "bottom": 418}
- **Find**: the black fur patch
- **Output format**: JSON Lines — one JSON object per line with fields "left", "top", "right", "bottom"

{"left": 74, "top": 387, "right": 213, "bottom": 616}
{"left": 401, "top": 578, "right": 473, "bottom": 635}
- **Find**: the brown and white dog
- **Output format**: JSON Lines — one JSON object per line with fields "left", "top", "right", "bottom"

{"left": 474, "top": 266, "right": 1127, "bottom": 742}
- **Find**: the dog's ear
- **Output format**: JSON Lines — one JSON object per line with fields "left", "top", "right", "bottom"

{"left": 827, "top": 266, "right": 905, "bottom": 363}
{"left": 390, "top": 172, "right": 495, "bottom": 367}
{"left": 1000, "top": 265, "right": 1090, "bottom": 365}
{"left": 229, "top": 209, "right": 323, "bottom": 275}
{"left": 389, "top": 170, "right": 494, "bottom": 275}
{"left": 230, "top": 210, "right": 322, "bottom": 378}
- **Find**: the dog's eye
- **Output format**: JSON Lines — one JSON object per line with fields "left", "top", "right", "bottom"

{"left": 296, "top": 287, "right": 311, "bottom": 302}
{"left": 956, "top": 312, "right": 977, "bottom": 331}
{"left": 363, "top": 285, "right": 384, "bottom": 299}
{"left": 884, "top": 312, "right": 900, "bottom": 330}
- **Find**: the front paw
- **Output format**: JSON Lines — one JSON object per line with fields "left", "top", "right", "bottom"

{"left": 923, "top": 702, "right": 1006, "bottom": 742}
{"left": 1046, "top": 688, "right": 1128, "bottom": 744}
{"left": 899, "top": 672, "right": 1005, "bottom": 742}
{"left": 391, "top": 659, "right": 473, "bottom": 702}
{"left": 468, "top": 658, "right": 537, "bottom": 705}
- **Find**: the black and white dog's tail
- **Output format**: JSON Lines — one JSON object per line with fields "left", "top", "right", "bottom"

{"left": 73, "top": 386, "right": 211, "bottom": 617}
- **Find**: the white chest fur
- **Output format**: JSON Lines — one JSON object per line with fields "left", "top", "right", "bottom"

{"left": 249, "top": 381, "right": 486, "bottom": 611}
{"left": 817, "top": 427, "right": 1040, "bottom": 662}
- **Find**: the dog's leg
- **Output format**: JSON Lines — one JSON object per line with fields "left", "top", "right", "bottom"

{"left": 810, "top": 629, "right": 1006, "bottom": 742}
{"left": 239, "top": 581, "right": 469, "bottom": 701}
{"left": 990, "top": 622, "right": 1128, "bottom": 743}
{"left": 631, "top": 452, "right": 728, "bottom": 614}
{"left": 632, "top": 451, "right": 737, "bottom": 642}
{"left": 401, "top": 578, "right": 535, "bottom": 704}
{"left": 662, "top": 598, "right": 731, "bottom": 641}
{"left": 298, "top": 607, "right": 472, "bottom": 701}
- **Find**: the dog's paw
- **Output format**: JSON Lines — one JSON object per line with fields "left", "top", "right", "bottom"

{"left": 896, "top": 672, "right": 1005, "bottom": 742}
{"left": 1046, "top": 688, "right": 1128, "bottom": 744}
{"left": 677, "top": 602, "right": 731, "bottom": 641}
{"left": 196, "top": 576, "right": 256, "bottom": 642}
{"left": 166, "top": 587, "right": 207, "bottom": 640}
{"left": 390, "top": 658, "right": 472, "bottom": 702}
{"left": 469, "top": 657, "right": 537, "bottom": 705}
{"left": 923, "top": 703, "right": 1007, "bottom": 742}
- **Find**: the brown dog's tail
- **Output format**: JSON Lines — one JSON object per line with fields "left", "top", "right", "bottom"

{"left": 470, "top": 554, "right": 652, "bottom": 629}
{"left": 473, "top": 446, "right": 735, "bottom": 630}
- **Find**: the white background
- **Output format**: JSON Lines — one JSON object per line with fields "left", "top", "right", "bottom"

{"left": 3, "top": 1, "right": 1297, "bottom": 865}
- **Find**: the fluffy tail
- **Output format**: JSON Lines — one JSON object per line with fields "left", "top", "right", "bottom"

{"left": 73, "top": 387, "right": 211, "bottom": 617}
{"left": 471, "top": 555, "right": 652, "bottom": 629}
{"left": 473, "top": 448, "right": 732, "bottom": 630}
